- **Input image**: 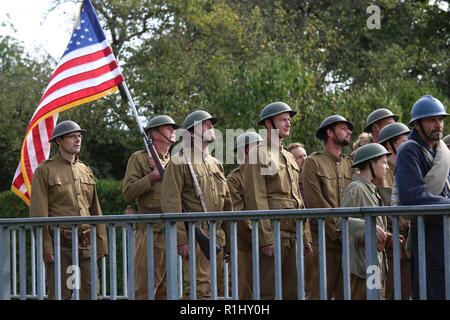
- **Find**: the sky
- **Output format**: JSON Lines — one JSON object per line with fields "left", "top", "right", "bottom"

{"left": 0, "top": 0, "right": 81, "bottom": 60}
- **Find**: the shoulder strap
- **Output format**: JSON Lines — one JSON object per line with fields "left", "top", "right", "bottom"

{"left": 184, "top": 154, "right": 208, "bottom": 212}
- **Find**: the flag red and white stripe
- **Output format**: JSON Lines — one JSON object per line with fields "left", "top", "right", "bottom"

{"left": 11, "top": 0, "right": 124, "bottom": 205}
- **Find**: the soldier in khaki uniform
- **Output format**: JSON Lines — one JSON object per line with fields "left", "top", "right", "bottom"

{"left": 122, "top": 115, "right": 178, "bottom": 299}
{"left": 161, "top": 110, "right": 232, "bottom": 299}
{"left": 226, "top": 131, "right": 262, "bottom": 299}
{"left": 302, "top": 115, "right": 353, "bottom": 300}
{"left": 378, "top": 122, "right": 411, "bottom": 299}
{"left": 364, "top": 108, "right": 399, "bottom": 143}
{"left": 30, "top": 120, "right": 108, "bottom": 300}
{"left": 243, "top": 101, "right": 312, "bottom": 300}
{"left": 340, "top": 143, "right": 390, "bottom": 299}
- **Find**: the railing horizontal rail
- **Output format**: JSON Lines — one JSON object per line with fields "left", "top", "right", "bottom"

{"left": 2, "top": 204, "right": 450, "bottom": 227}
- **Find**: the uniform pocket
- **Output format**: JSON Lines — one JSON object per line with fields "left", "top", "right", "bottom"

{"left": 79, "top": 175, "right": 96, "bottom": 204}
{"left": 48, "top": 176, "right": 72, "bottom": 193}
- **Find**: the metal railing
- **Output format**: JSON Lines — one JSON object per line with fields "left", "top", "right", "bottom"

{"left": 1, "top": 205, "right": 449, "bottom": 300}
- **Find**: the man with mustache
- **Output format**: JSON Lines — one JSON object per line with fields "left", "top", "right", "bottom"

{"left": 395, "top": 95, "right": 450, "bottom": 300}
{"left": 302, "top": 115, "right": 354, "bottom": 299}
{"left": 123, "top": 115, "right": 178, "bottom": 299}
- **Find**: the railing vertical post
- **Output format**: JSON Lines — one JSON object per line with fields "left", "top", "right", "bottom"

{"left": 392, "top": 216, "right": 402, "bottom": 300}
{"left": 36, "top": 226, "right": 45, "bottom": 300}
{"left": 19, "top": 227, "right": 26, "bottom": 300}
{"left": 251, "top": 220, "right": 260, "bottom": 300}
{"left": 126, "top": 223, "right": 135, "bottom": 300}
{"left": 365, "top": 214, "right": 379, "bottom": 300}
{"left": 417, "top": 216, "right": 427, "bottom": 300}
{"left": 318, "top": 218, "right": 327, "bottom": 300}
{"left": 30, "top": 228, "right": 36, "bottom": 298}
{"left": 341, "top": 218, "right": 351, "bottom": 300}
{"left": 108, "top": 225, "right": 117, "bottom": 300}
{"left": 122, "top": 226, "right": 128, "bottom": 298}
{"left": 296, "top": 220, "right": 305, "bottom": 300}
{"left": 0, "top": 226, "right": 11, "bottom": 300}
{"left": 273, "top": 220, "right": 282, "bottom": 300}
{"left": 89, "top": 225, "right": 97, "bottom": 300}
{"left": 188, "top": 222, "right": 196, "bottom": 300}
{"left": 209, "top": 221, "right": 218, "bottom": 300}
{"left": 165, "top": 220, "right": 178, "bottom": 300}
{"left": 54, "top": 226, "right": 62, "bottom": 300}
{"left": 71, "top": 225, "right": 79, "bottom": 300}
{"left": 230, "top": 221, "right": 238, "bottom": 300}
{"left": 147, "top": 223, "right": 155, "bottom": 300}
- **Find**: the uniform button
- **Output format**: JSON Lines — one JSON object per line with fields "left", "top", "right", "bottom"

{"left": 340, "top": 189, "right": 343, "bottom": 192}
{"left": 74, "top": 177, "right": 78, "bottom": 181}
{"left": 339, "top": 175, "right": 342, "bottom": 178}
{"left": 77, "top": 192, "right": 81, "bottom": 196}
{"left": 214, "top": 201, "right": 218, "bottom": 206}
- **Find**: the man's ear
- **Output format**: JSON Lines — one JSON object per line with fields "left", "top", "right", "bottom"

{"left": 263, "top": 119, "right": 272, "bottom": 129}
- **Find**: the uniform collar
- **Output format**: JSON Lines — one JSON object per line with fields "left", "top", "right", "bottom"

{"left": 55, "top": 152, "right": 79, "bottom": 165}
{"left": 323, "top": 148, "right": 344, "bottom": 162}
{"left": 353, "top": 174, "right": 377, "bottom": 193}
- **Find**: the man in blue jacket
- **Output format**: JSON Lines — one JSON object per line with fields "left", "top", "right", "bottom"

{"left": 396, "top": 95, "right": 450, "bottom": 299}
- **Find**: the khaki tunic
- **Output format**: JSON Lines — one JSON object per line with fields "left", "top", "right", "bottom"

{"left": 161, "top": 149, "right": 232, "bottom": 299}
{"left": 243, "top": 145, "right": 307, "bottom": 243}
{"left": 302, "top": 149, "right": 353, "bottom": 248}
{"left": 122, "top": 150, "right": 170, "bottom": 299}
{"left": 30, "top": 153, "right": 108, "bottom": 299}
{"left": 340, "top": 175, "right": 387, "bottom": 280}
{"left": 161, "top": 150, "right": 232, "bottom": 245}
{"left": 30, "top": 153, "right": 108, "bottom": 255}
{"left": 123, "top": 150, "right": 170, "bottom": 228}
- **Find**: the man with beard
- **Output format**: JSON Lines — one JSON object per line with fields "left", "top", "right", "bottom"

{"left": 302, "top": 115, "right": 354, "bottom": 300}
{"left": 123, "top": 115, "right": 178, "bottom": 299}
{"left": 30, "top": 120, "right": 108, "bottom": 299}
{"left": 161, "top": 110, "right": 232, "bottom": 299}
{"left": 396, "top": 95, "right": 450, "bottom": 300}
{"left": 242, "top": 101, "right": 311, "bottom": 299}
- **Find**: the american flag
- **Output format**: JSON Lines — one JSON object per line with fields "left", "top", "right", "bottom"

{"left": 11, "top": 0, "right": 124, "bottom": 205}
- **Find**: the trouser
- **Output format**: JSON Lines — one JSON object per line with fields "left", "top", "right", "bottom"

{"left": 385, "top": 248, "right": 411, "bottom": 300}
{"left": 182, "top": 243, "right": 225, "bottom": 299}
{"left": 350, "top": 274, "right": 367, "bottom": 300}
{"left": 45, "top": 249, "right": 97, "bottom": 300}
{"left": 306, "top": 240, "right": 343, "bottom": 300}
{"left": 238, "top": 248, "right": 252, "bottom": 299}
{"left": 259, "top": 237, "right": 297, "bottom": 300}
{"left": 350, "top": 274, "right": 386, "bottom": 300}
{"left": 411, "top": 218, "right": 445, "bottom": 300}
{"left": 135, "top": 230, "right": 167, "bottom": 300}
